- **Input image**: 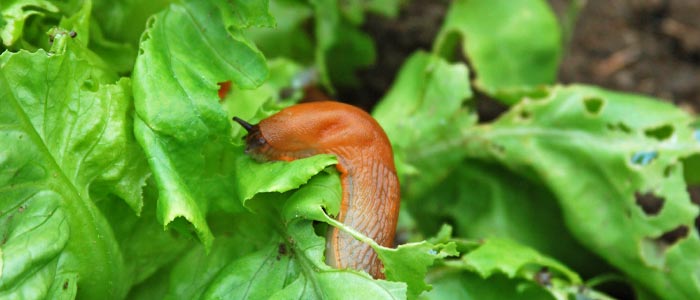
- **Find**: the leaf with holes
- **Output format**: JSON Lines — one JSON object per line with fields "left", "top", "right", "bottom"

{"left": 461, "top": 84, "right": 700, "bottom": 299}
{"left": 407, "top": 160, "right": 610, "bottom": 278}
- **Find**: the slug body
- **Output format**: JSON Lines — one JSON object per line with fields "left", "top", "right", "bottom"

{"left": 235, "top": 101, "right": 400, "bottom": 278}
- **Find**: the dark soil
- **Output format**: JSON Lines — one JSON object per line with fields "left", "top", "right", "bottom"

{"left": 555, "top": 0, "right": 700, "bottom": 113}
{"left": 337, "top": 0, "right": 449, "bottom": 111}
{"left": 341, "top": 0, "right": 700, "bottom": 115}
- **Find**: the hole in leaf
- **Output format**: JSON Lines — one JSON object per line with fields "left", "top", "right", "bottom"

{"left": 635, "top": 192, "right": 664, "bottom": 215}
{"left": 695, "top": 129, "right": 700, "bottom": 142}
{"left": 631, "top": 151, "right": 657, "bottom": 165}
{"left": 475, "top": 93, "right": 509, "bottom": 123}
{"left": 688, "top": 185, "right": 700, "bottom": 206}
{"left": 644, "top": 124, "right": 674, "bottom": 141}
{"left": 658, "top": 225, "right": 689, "bottom": 246}
{"left": 641, "top": 225, "right": 690, "bottom": 268}
{"left": 687, "top": 185, "right": 700, "bottom": 233}
{"left": 583, "top": 97, "right": 604, "bottom": 115}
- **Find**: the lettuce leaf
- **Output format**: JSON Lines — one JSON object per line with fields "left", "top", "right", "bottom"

{"left": 0, "top": 32, "right": 147, "bottom": 298}
{"left": 132, "top": 0, "right": 269, "bottom": 249}
{"left": 435, "top": 0, "right": 562, "bottom": 103}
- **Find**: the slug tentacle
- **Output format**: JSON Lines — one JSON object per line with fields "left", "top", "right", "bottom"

{"left": 233, "top": 116, "right": 255, "bottom": 131}
{"left": 234, "top": 101, "right": 400, "bottom": 279}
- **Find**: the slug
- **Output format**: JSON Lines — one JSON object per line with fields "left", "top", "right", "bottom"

{"left": 233, "top": 101, "right": 400, "bottom": 279}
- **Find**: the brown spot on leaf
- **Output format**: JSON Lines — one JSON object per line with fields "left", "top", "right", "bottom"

{"left": 63, "top": 280, "right": 69, "bottom": 290}
{"left": 687, "top": 185, "right": 700, "bottom": 233}
{"left": 635, "top": 191, "right": 664, "bottom": 215}
{"left": 278, "top": 243, "right": 287, "bottom": 256}
{"left": 276, "top": 243, "right": 289, "bottom": 261}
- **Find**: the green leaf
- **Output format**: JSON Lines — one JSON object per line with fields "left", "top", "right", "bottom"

{"left": 90, "top": 0, "right": 172, "bottom": 73}
{"left": 57, "top": 0, "right": 91, "bottom": 47}
{"left": 435, "top": 0, "right": 562, "bottom": 103}
{"left": 311, "top": 0, "right": 376, "bottom": 88}
{"left": 408, "top": 160, "right": 611, "bottom": 277}
{"left": 214, "top": 0, "right": 275, "bottom": 30}
{"left": 158, "top": 212, "right": 278, "bottom": 299}
{"left": 0, "top": 34, "right": 148, "bottom": 298}
{"left": 464, "top": 85, "right": 700, "bottom": 299}
{"left": 151, "top": 173, "right": 406, "bottom": 299}
{"left": 98, "top": 180, "right": 191, "bottom": 289}
{"left": 0, "top": 0, "right": 58, "bottom": 47}
{"left": 202, "top": 241, "right": 294, "bottom": 299}
{"left": 372, "top": 51, "right": 474, "bottom": 194}
{"left": 274, "top": 210, "right": 407, "bottom": 300}
{"left": 219, "top": 58, "right": 306, "bottom": 123}
{"left": 280, "top": 169, "right": 342, "bottom": 221}
{"left": 460, "top": 238, "right": 580, "bottom": 283}
{"left": 234, "top": 154, "right": 337, "bottom": 207}
{"left": 424, "top": 270, "right": 554, "bottom": 300}
{"left": 339, "top": 0, "right": 401, "bottom": 25}
{"left": 247, "top": 1, "right": 314, "bottom": 64}
{"left": 379, "top": 241, "right": 458, "bottom": 298}
{"left": 250, "top": 0, "right": 384, "bottom": 88}
{"left": 429, "top": 238, "right": 615, "bottom": 300}
{"left": 91, "top": 0, "right": 172, "bottom": 46}
{"left": 132, "top": 0, "right": 269, "bottom": 248}
{"left": 286, "top": 173, "right": 458, "bottom": 299}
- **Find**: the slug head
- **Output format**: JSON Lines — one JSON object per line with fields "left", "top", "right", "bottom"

{"left": 234, "top": 101, "right": 394, "bottom": 166}
{"left": 233, "top": 117, "right": 272, "bottom": 162}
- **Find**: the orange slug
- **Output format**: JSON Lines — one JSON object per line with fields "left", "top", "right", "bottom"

{"left": 233, "top": 101, "right": 400, "bottom": 279}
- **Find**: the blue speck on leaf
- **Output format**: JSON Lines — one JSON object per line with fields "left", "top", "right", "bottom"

{"left": 631, "top": 151, "right": 657, "bottom": 165}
